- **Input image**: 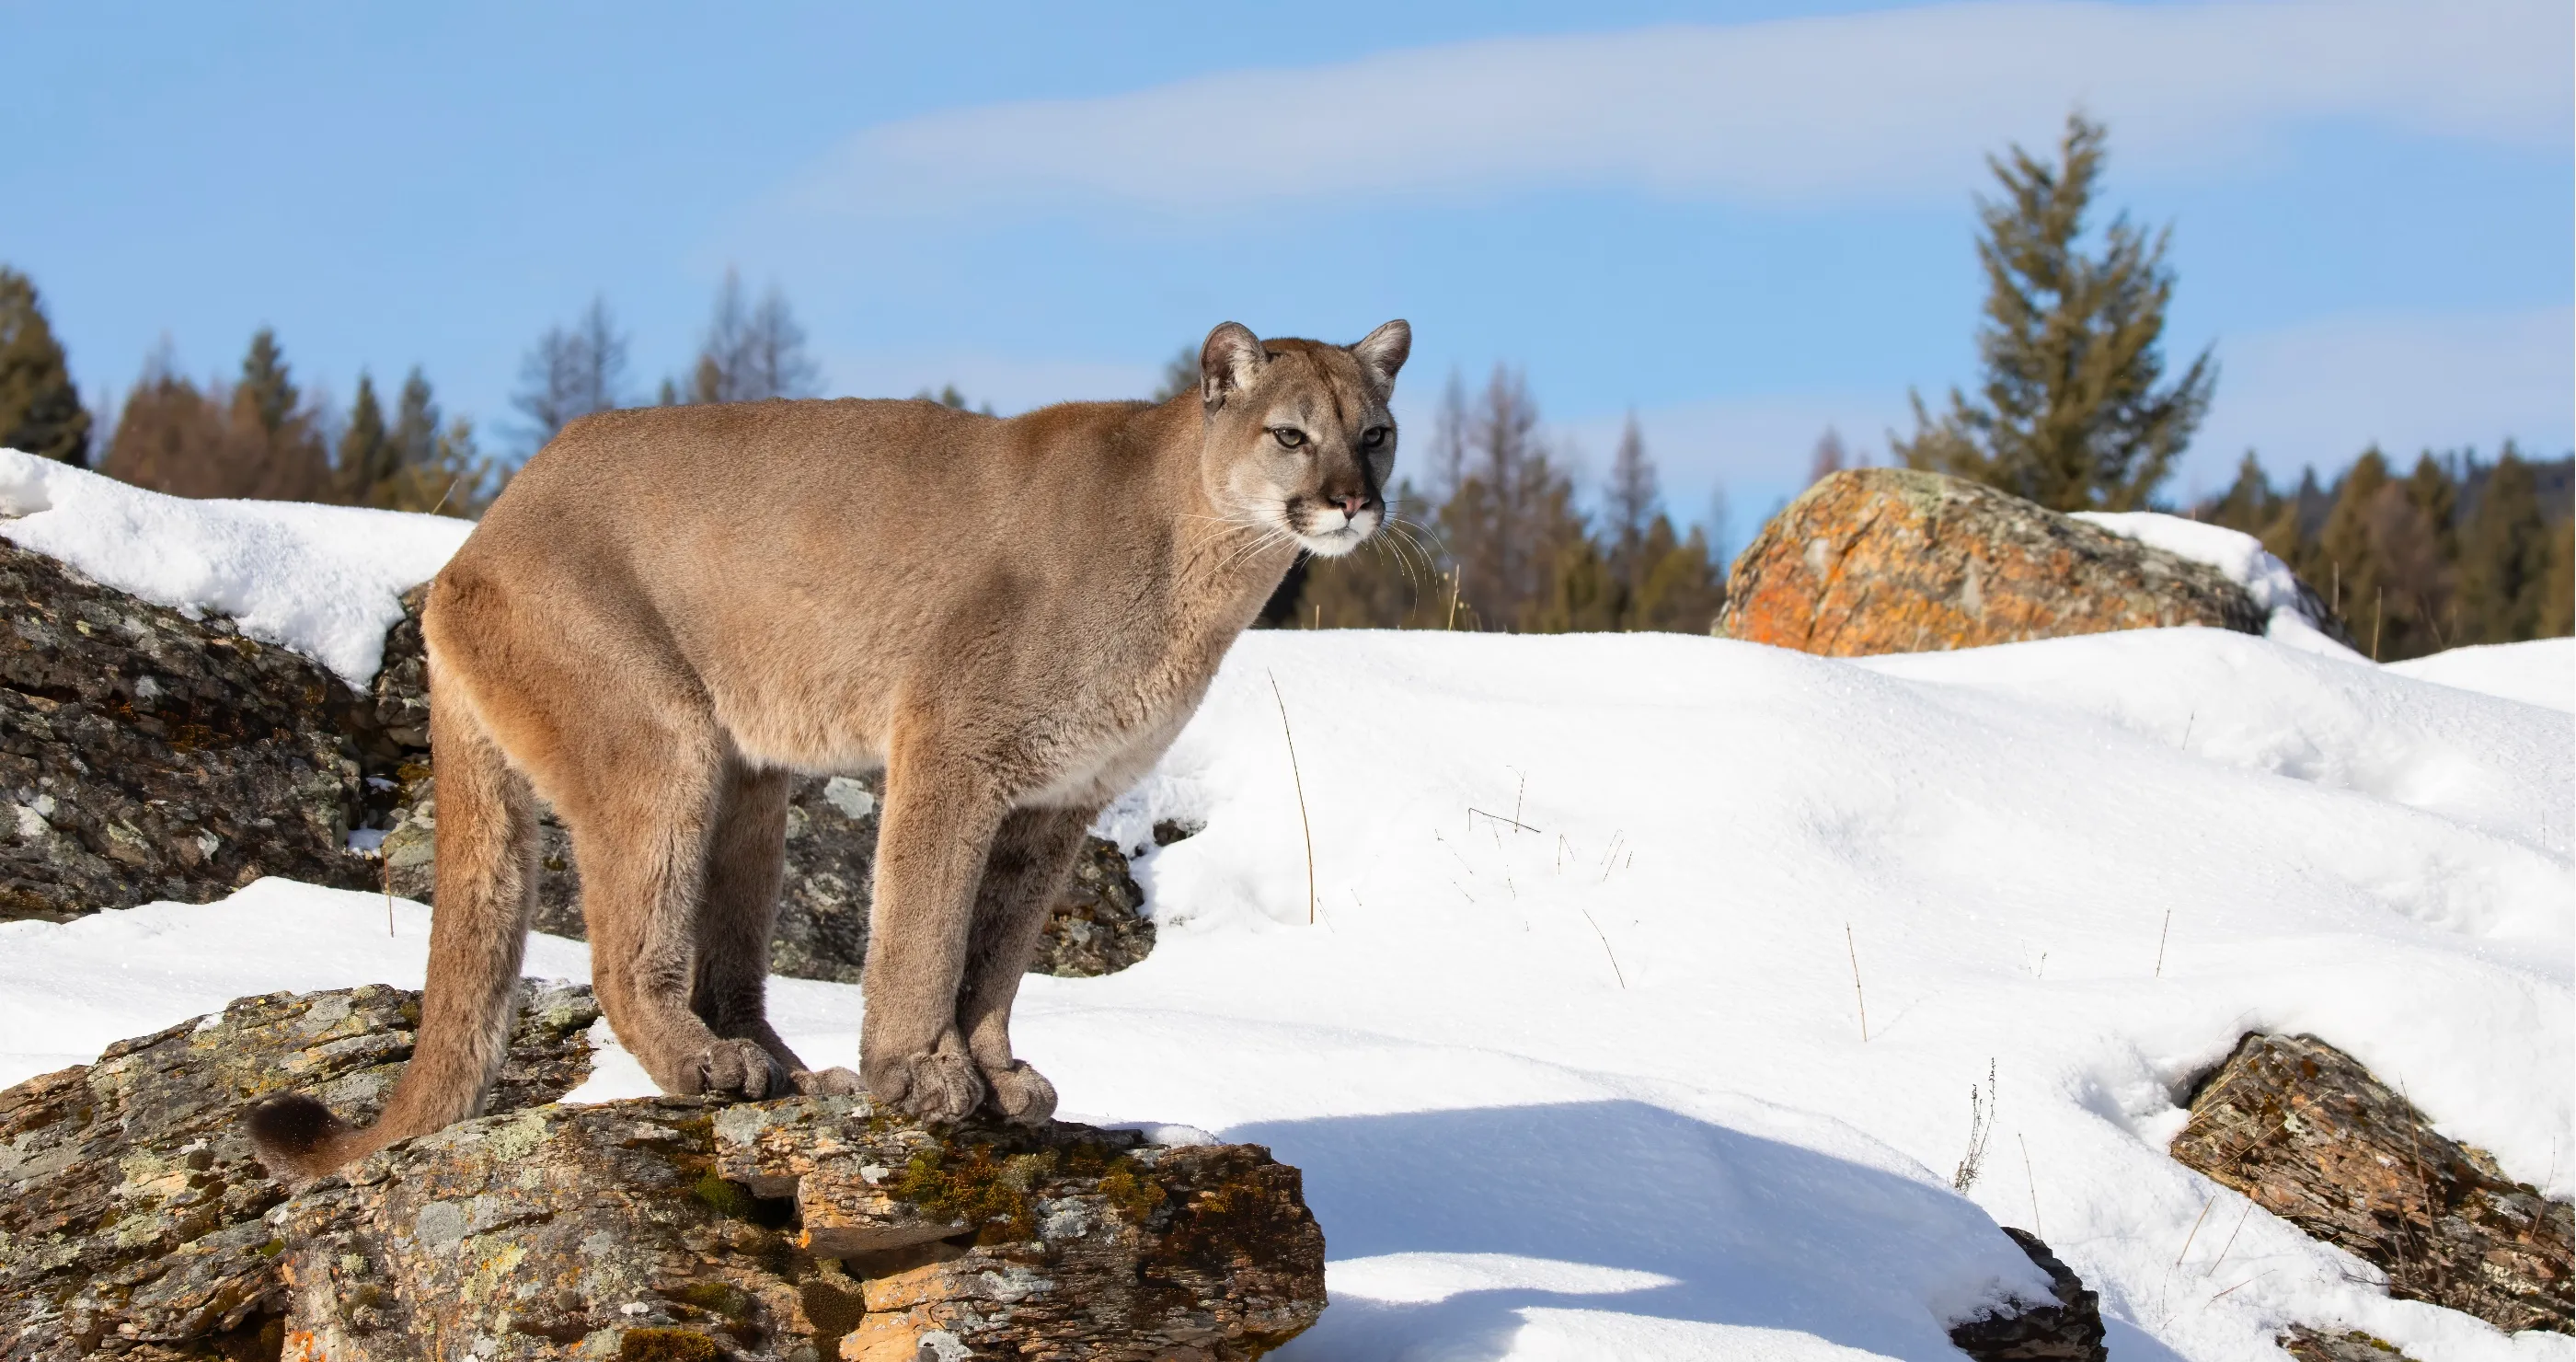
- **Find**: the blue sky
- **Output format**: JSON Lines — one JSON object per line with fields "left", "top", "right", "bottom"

{"left": 6, "top": 0, "right": 2568, "bottom": 537}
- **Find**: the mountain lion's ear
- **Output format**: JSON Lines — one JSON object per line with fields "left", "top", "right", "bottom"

{"left": 1350, "top": 319, "right": 1411, "bottom": 398}
{"left": 1200, "top": 322, "right": 1267, "bottom": 410}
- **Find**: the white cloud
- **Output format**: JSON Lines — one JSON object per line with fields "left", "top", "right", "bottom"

{"left": 785, "top": 0, "right": 2568, "bottom": 218}
{"left": 2180, "top": 304, "right": 2576, "bottom": 487}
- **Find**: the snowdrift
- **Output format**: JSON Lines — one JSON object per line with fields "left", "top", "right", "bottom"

{"left": 1, "top": 454, "right": 2569, "bottom": 1362}
{"left": 0, "top": 448, "right": 469, "bottom": 684}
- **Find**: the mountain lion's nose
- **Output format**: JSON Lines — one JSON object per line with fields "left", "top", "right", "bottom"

{"left": 1335, "top": 494, "right": 1369, "bottom": 517}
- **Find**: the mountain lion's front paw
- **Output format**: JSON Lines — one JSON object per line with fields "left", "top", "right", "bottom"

{"left": 685, "top": 1037, "right": 787, "bottom": 1100}
{"left": 865, "top": 1049, "right": 985, "bottom": 1121}
{"left": 980, "top": 1061, "right": 1057, "bottom": 1125}
{"left": 790, "top": 1066, "right": 865, "bottom": 1097}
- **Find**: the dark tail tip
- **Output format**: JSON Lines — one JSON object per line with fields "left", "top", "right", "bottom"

{"left": 247, "top": 1093, "right": 357, "bottom": 1180}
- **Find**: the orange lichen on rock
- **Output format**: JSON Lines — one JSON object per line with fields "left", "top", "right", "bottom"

{"left": 1717, "top": 468, "right": 2270, "bottom": 656}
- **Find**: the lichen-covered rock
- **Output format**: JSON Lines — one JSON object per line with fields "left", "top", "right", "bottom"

{"left": 2282, "top": 1327, "right": 2421, "bottom": 1362}
{"left": 0, "top": 981, "right": 598, "bottom": 1360}
{"left": 0, "top": 540, "right": 374, "bottom": 922}
{"left": 1027, "top": 834, "right": 1156, "bottom": 978}
{"left": 1716, "top": 468, "right": 2296, "bottom": 656}
{"left": 2172, "top": 1033, "right": 2572, "bottom": 1333}
{"left": 1947, "top": 1228, "right": 2108, "bottom": 1362}
{"left": 275, "top": 1094, "right": 1325, "bottom": 1361}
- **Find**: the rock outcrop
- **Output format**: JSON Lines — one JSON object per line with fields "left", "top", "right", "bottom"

{"left": 0, "top": 980, "right": 600, "bottom": 1359}
{"left": 2171, "top": 1033, "right": 2572, "bottom": 1334}
{"left": 1717, "top": 468, "right": 2285, "bottom": 656}
{"left": 2281, "top": 1327, "right": 2421, "bottom": 1362}
{"left": 282, "top": 1095, "right": 1324, "bottom": 1361}
{"left": 0, "top": 540, "right": 374, "bottom": 923}
{"left": 1947, "top": 1227, "right": 2108, "bottom": 1362}
{"left": 0, "top": 986, "right": 1326, "bottom": 1362}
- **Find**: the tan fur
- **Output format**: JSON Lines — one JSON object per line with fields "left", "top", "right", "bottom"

{"left": 247, "top": 320, "right": 1409, "bottom": 1176}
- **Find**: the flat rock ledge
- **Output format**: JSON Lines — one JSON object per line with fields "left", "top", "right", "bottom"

{"left": 1716, "top": 468, "right": 2313, "bottom": 656}
{"left": 0, "top": 980, "right": 599, "bottom": 1360}
{"left": 2172, "top": 1033, "right": 2572, "bottom": 1335}
{"left": 1947, "top": 1227, "right": 2108, "bottom": 1362}
{"left": 0, "top": 985, "right": 1324, "bottom": 1362}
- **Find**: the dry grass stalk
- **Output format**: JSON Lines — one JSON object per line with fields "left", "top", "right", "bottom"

{"left": 1845, "top": 923, "right": 1869, "bottom": 1042}
{"left": 1267, "top": 670, "right": 1316, "bottom": 926}
{"left": 2174, "top": 1194, "right": 2216, "bottom": 1267}
{"left": 2020, "top": 1133, "right": 2041, "bottom": 1237}
{"left": 1581, "top": 909, "right": 1627, "bottom": 989}
{"left": 1952, "top": 1060, "right": 1997, "bottom": 1192}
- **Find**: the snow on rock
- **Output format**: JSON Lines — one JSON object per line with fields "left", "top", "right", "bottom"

{"left": 2387, "top": 639, "right": 2576, "bottom": 713}
{"left": 2073, "top": 511, "right": 2361, "bottom": 661}
{"left": 0, "top": 448, "right": 471, "bottom": 685}
{"left": 3, "top": 625, "right": 2569, "bottom": 1361}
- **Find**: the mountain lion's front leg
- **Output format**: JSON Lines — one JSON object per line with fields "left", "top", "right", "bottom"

{"left": 861, "top": 744, "right": 1010, "bottom": 1120}
{"left": 957, "top": 804, "right": 1096, "bottom": 1125}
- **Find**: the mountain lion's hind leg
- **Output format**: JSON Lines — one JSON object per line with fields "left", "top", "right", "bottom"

{"left": 559, "top": 719, "right": 782, "bottom": 1102}
{"left": 690, "top": 762, "right": 811, "bottom": 1081}
{"left": 860, "top": 740, "right": 1010, "bottom": 1120}
{"left": 957, "top": 805, "right": 1094, "bottom": 1125}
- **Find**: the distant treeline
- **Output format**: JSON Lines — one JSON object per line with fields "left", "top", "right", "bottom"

{"left": 0, "top": 265, "right": 823, "bottom": 520}
{"left": 2193, "top": 447, "right": 2573, "bottom": 660}
{"left": 1249, "top": 364, "right": 1729, "bottom": 635}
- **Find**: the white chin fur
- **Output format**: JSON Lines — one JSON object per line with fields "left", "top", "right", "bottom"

{"left": 1296, "top": 522, "right": 1375, "bottom": 558}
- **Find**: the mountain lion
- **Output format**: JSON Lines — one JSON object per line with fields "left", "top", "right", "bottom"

{"left": 248, "top": 319, "right": 1409, "bottom": 1176}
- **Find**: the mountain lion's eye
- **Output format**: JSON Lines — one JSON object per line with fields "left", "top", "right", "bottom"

{"left": 1361, "top": 426, "right": 1388, "bottom": 448}
{"left": 1271, "top": 427, "right": 1306, "bottom": 449}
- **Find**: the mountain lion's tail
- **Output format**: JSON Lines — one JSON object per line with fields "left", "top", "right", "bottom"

{"left": 248, "top": 633, "right": 540, "bottom": 1179}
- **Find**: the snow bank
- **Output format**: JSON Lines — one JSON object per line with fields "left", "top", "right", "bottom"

{"left": 2386, "top": 638, "right": 2575, "bottom": 713}
{"left": 0, "top": 448, "right": 472, "bottom": 685}
{"left": 2073, "top": 511, "right": 2362, "bottom": 661}
{"left": 7, "top": 627, "right": 2567, "bottom": 1362}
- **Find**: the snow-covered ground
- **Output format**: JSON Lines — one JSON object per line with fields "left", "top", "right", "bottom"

{"left": 1, "top": 456, "right": 2569, "bottom": 1362}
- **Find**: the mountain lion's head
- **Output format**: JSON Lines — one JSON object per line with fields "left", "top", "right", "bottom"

{"left": 1196, "top": 319, "right": 1410, "bottom": 558}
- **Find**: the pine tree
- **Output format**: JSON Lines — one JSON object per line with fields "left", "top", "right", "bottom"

{"left": 1625, "top": 515, "right": 1726, "bottom": 632}
{"left": 237, "top": 328, "right": 297, "bottom": 436}
{"left": 2536, "top": 517, "right": 2574, "bottom": 640}
{"left": 101, "top": 347, "right": 230, "bottom": 496}
{"left": 0, "top": 267, "right": 91, "bottom": 466}
{"left": 2206, "top": 453, "right": 2279, "bottom": 536}
{"left": 1532, "top": 537, "right": 1622, "bottom": 632}
{"left": 1894, "top": 113, "right": 2215, "bottom": 511}
{"left": 100, "top": 336, "right": 327, "bottom": 502}
{"left": 2457, "top": 446, "right": 2550, "bottom": 643}
{"left": 2315, "top": 449, "right": 2389, "bottom": 644}
{"left": 337, "top": 372, "right": 395, "bottom": 502}
{"left": 347, "top": 367, "right": 499, "bottom": 515}
{"left": 2261, "top": 466, "right": 2327, "bottom": 587}
{"left": 1604, "top": 413, "right": 1658, "bottom": 599}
